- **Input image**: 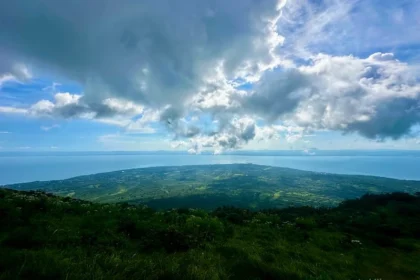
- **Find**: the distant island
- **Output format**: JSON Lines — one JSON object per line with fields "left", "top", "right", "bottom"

{"left": 2, "top": 164, "right": 420, "bottom": 279}
{"left": 7, "top": 164, "right": 420, "bottom": 210}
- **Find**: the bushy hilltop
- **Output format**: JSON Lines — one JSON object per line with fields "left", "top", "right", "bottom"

{"left": 1, "top": 188, "right": 420, "bottom": 279}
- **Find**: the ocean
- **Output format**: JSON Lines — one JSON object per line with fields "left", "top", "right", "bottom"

{"left": 1, "top": 152, "right": 420, "bottom": 185}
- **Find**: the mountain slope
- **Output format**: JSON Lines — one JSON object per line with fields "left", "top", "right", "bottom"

{"left": 6, "top": 164, "right": 420, "bottom": 209}
{"left": 0, "top": 188, "right": 419, "bottom": 279}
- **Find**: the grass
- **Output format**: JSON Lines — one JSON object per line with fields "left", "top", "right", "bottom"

{"left": 0, "top": 188, "right": 419, "bottom": 279}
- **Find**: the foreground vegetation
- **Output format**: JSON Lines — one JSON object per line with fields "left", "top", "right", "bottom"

{"left": 1, "top": 188, "right": 420, "bottom": 279}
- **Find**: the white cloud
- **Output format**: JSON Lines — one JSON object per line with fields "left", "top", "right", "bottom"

{"left": 42, "top": 82, "right": 61, "bottom": 93}
{"left": 30, "top": 100, "right": 55, "bottom": 115}
{"left": 30, "top": 93, "right": 86, "bottom": 118}
{"left": 290, "top": 53, "right": 420, "bottom": 139}
{"left": 277, "top": 0, "right": 420, "bottom": 59}
{"left": 0, "top": 106, "right": 28, "bottom": 114}
{"left": 0, "top": 74, "right": 15, "bottom": 86}
{"left": 174, "top": 51, "right": 420, "bottom": 151}
{"left": 0, "top": 60, "right": 32, "bottom": 86}
{"left": 0, "top": 131, "right": 10, "bottom": 134}
{"left": 125, "top": 109, "right": 159, "bottom": 134}
{"left": 302, "top": 148, "right": 316, "bottom": 156}
{"left": 17, "top": 146, "right": 31, "bottom": 150}
{"left": 93, "top": 109, "right": 159, "bottom": 134}
{"left": 41, "top": 124, "right": 60, "bottom": 131}
{"left": 1, "top": 0, "right": 420, "bottom": 152}
{"left": 255, "top": 126, "right": 280, "bottom": 142}
{"left": 0, "top": 0, "right": 285, "bottom": 111}
{"left": 28, "top": 92, "right": 147, "bottom": 121}
{"left": 98, "top": 133, "right": 170, "bottom": 151}
{"left": 95, "top": 118, "right": 131, "bottom": 127}
{"left": 174, "top": 117, "right": 260, "bottom": 154}
{"left": 277, "top": 0, "right": 357, "bottom": 59}
{"left": 101, "top": 98, "right": 144, "bottom": 117}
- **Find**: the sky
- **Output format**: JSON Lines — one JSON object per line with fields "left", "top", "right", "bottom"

{"left": 0, "top": 0, "right": 420, "bottom": 153}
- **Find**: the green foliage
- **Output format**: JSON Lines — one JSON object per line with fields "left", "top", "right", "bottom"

{"left": 7, "top": 164, "right": 420, "bottom": 210}
{"left": 0, "top": 188, "right": 420, "bottom": 279}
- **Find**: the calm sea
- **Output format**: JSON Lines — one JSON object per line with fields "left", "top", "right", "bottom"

{"left": 1, "top": 153, "right": 420, "bottom": 185}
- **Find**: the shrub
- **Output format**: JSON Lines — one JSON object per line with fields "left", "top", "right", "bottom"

{"left": 295, "top": 217, "right": 317, "bottom": 230}
{"left": 2, "top": 227, "right": 43, "bottom": 249}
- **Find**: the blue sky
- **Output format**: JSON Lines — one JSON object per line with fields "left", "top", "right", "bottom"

{"left": 0, "top": 0, "right": 419, "bottom": 152}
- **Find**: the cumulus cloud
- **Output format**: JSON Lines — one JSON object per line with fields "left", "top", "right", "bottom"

{"left": 0, "top": 0, "right": 284, "bottom": 107}
{"left": 125, "top": 109, "right": 159, "bottom": 134}
{"left": 178, "top": 51, "right": 420, "bottom": 151}
{"left": 238, "top": 69, "right": 311, "bottom": 122}
{"left": 1, "top": 0, "right": 420, "bottom": 152}
{"left": 290, "top": 53, "right": 420, "bottom": 139}
{"left": 173, "top": 117, "right": 259, "bottom": 154}
{"left": 28, "top": 92, "right": 146, "bottom": 121}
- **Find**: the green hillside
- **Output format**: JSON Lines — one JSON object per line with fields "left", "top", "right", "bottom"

{"left": 1, "top": 188, "right": 420, "bottom": 279}
{"left": 7, "top": 164, "right": 420, "bottom": 209}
